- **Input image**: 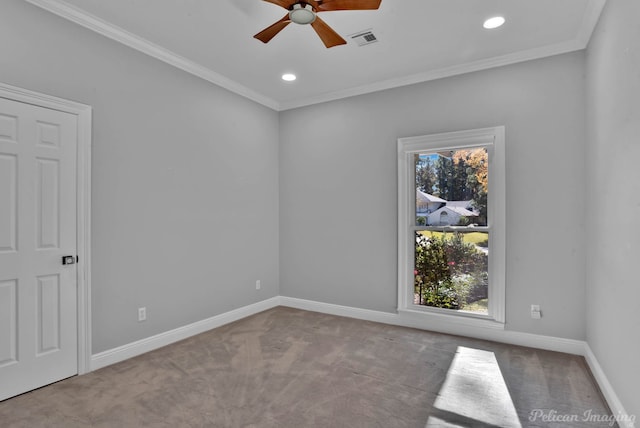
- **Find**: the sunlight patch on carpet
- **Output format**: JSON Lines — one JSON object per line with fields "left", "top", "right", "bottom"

{"left": 427, "top": 346, "right": 521, "bottom": 427}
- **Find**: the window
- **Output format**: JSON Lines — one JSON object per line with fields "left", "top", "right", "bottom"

{"left": 439, "top": 211, "right": 449, "bottom": 225}
{"left": 397, "top": 127, "right": 505, "bottom": 325}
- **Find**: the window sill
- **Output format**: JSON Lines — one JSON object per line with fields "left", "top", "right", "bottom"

{"left": 398, "top": 306, "right": 505, "bottom": 330}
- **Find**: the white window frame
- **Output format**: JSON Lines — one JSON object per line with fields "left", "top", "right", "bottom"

{"left": 397, "top": 126, "right": 506, "bottom": 327}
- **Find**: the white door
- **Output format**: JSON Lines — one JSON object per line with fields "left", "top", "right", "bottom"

{"left": 0, "top": 97, "right": 78, "bottom": 401}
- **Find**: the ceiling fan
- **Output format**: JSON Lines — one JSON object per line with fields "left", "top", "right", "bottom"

{"left": 254, "top": 0, "right": 382, "bottom": 48}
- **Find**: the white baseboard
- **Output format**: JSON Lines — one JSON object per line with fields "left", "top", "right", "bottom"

{"left": 583, "top": 345, "right": 636, "bottom": 428}
{"left": 279, "top": 296, "right": 398, "bottom": 324}
{"left": 89, "top": 294, "right": 632, "bottom": 427}
{"left": 279, "top": 296, "right": 585, "bottom": 354}
{"left": 90, "top": 296, "right": 280, "bottom": 371}
{"left": 92, "top": 295, "right": 585, "bottom": 372}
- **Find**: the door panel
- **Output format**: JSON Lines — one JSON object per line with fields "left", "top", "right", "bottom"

{"left": 0, "top": 279, "right": 18, "bottom": 367}
{"left": 37, "top": 158, "right": 60, "bottom": 249}
{"left": 0, "top": 154, "right": 17, "bottom": 252}
{"left": 0, "top": 97, "right": 78, "bottom": 401}
{"left": 37, "top": 274, "right": 61, "bottom": 355}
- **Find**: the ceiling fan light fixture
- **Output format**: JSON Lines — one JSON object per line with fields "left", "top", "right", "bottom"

{"left": 282, "top": 73, "right": 297, "bottom": 81}
{"left": 289, "top": 3, "right": 316, "bottom": 25}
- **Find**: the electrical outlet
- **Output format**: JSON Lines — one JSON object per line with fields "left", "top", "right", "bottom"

{"left": 138, "top": 307, "right": 146, "bottom": 322}
{"left": 256, "top": 280, "right": 261, "bottom": 290}
{"left": 531, "top": 304, "right": 541, "bottom": 319}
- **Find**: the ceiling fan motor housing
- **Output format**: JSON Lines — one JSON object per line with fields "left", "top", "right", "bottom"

{"left": 289, "top": 3, "right": 316, "bottom": 25}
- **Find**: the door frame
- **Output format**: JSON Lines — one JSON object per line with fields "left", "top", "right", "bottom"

{"left": 0, "top": 82, "right": 92, "bottom": 375}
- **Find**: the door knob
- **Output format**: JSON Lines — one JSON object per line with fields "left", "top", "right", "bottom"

{"left": 62, "top": 255, "right": 77, "bottom": 265}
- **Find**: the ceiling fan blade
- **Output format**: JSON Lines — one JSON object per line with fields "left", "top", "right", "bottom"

{"left": 310, "top": 16, "right": 347, "bottom": 48}
{"left": 317, "top": 0, "right": 382, "bottom": 11}
{"left": 305, "top": 0, "right": 321, "bottom": 9}
{"left": 261, "top": 0, "right": 297, "bottom": 9}
{"left": 254, "top": 15, "right": 292, "bottom": 43}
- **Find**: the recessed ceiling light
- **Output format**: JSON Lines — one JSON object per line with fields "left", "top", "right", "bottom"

{"left": 483, "top": 16, "right": 505, "bottom": 29}
{"left": 282, "top": 73, "right": 297, "bottom": 82}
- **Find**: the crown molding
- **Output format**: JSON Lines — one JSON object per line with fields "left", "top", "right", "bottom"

{"left": 279, "top": 38, "right": 587, "bottom": 110}
{"left": 279, "top": 0, "right": 607, "bottom": 110}
{"left": 23, "top": 0, "right": 280, "bottom": 111}
{"left": 576, "top": 0, "right": 608, "bottom": 47}
{"left": 24, "top": 0, "right": 606, "bottom": 112}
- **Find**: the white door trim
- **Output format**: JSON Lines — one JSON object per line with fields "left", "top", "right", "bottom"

{"left": 0, "top": 82, "right": 92, "bottom": 375}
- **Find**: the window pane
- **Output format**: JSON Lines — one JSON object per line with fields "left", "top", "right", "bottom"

{"left": 414, "top": 231, "right": 489, "bottom": 314}
{"left": 415, "top": 149, "right": 488, "bottom": 226}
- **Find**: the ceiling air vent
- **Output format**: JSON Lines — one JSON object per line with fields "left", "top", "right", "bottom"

{"left": 349, "top": 29, "right": 378, "bottom": 46}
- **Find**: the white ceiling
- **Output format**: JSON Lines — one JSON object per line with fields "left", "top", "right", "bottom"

{"left": 26, "top": 0, "right": 606, "bottom": 110}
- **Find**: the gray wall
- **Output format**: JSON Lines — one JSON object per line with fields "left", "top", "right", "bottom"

{"left": 2, "top": 0, "right": 637, "bottom": 416}
{"left": 4, "top": 3, "right": 636, "bottom": 416}
{"left": 585, "top": 0, "right": 640, "bottom": 419}
{"left": 0, "top": 0, "right": 280, "bottom": 353}
{"left": 280, "top": 52, "right": 588, "bottom": 340}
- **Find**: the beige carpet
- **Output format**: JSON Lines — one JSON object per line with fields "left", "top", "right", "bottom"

{"left": 0, "top": 307, "right": 615, "bottom": 427}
